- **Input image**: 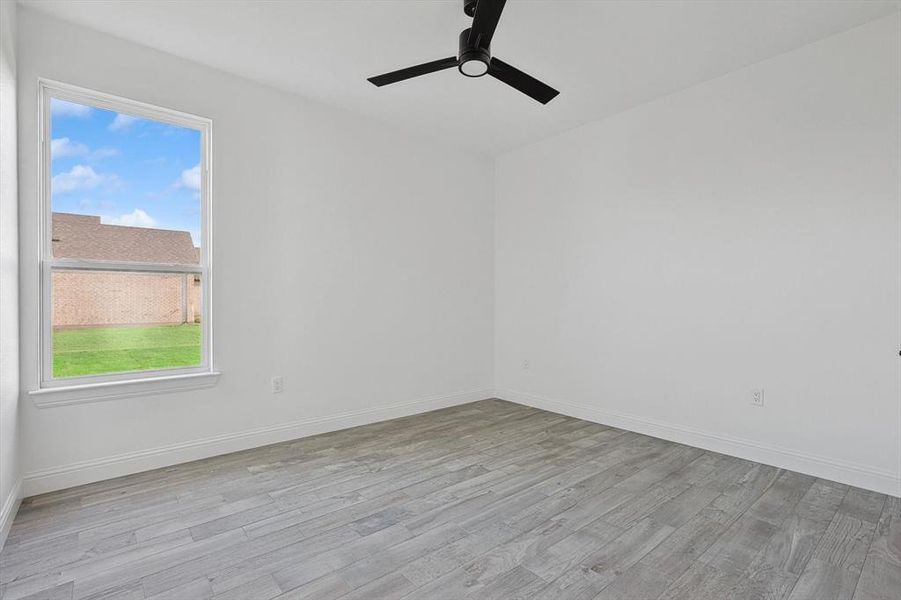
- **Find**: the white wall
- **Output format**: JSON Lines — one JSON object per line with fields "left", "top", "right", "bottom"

{"left": 10, "top": 7, "right": 900, "bottom": 501}
{"left": 0, "top": 0, "right": 22, "bottom": 547}
{"left": 16, "top": 8, "right": 494, "bottom": 495}
{"left": 495, "top": 15, "right": 901, "bottom": 496}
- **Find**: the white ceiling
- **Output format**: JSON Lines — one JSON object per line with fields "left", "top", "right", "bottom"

{"left": 20, "top": 0, "right": 901, "bottom": 155}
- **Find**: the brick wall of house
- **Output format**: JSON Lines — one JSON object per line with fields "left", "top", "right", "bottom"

{"left": 53, "top": 271, "right": 202, "bottom": 328}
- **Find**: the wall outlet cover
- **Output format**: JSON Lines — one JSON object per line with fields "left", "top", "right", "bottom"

{"left": 751, "top": 389, "right": 764, "bottom": 407}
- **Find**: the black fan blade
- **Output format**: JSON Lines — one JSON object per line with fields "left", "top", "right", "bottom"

{"left": 368, "top": 56, "right": 458, "bottom": 87}
{"left": 469, "top": 0, "right": 507, "bottom": 47}
{"left": 488, "top": 57, "right": 559, "bottom": 104}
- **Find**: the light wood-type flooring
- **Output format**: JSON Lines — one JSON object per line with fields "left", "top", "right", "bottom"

{"left": 1, "top": 399, "right": 899, "bottom": 599}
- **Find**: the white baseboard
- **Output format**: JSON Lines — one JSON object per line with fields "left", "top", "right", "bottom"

{"left": 496, "top": 388, "right": 901, "bottom": 498}
{"left": 23, "top": 387, "right": 898, "bottom": 499}
{"left": 0, "top": 478, "right": 23, "bottom": 551}
{"left": 23, "top": 388, "right": 493, "bottom": 497}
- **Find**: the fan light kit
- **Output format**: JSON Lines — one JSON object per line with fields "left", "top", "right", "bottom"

{"left": 367, "top": 0, "right": 559, "bottom": 104}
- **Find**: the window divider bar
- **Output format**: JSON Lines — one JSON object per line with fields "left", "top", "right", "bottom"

{"left": 48, "top": 259, "right": 205, "bottom": 274}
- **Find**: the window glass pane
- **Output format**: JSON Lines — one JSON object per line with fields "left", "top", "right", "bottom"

{"left": 51, "top": 269, "right": 202, "bottom": 378}
{"left": 50, "top": 97, "right": 201, "bottom": 263}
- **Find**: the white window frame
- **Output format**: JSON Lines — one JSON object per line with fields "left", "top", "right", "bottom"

{"left": 35, "top": 80, "right": 215, "bottom": 396}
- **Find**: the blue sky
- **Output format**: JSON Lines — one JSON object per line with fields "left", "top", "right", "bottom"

{"left": 50, "top": 98, "right": 202, "bottom": 246}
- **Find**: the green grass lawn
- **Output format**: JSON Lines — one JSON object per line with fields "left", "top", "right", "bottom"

{"left": 53, "top": 323, "right": 201, "bottom": 378}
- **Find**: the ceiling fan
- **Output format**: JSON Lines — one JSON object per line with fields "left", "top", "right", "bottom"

{"left": 367, "top": 0, "right": 559, "bottom": 105}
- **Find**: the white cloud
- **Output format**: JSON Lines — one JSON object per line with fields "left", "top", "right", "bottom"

{"left": 51, "top": 99, "right": 91, "bottom": 118}
{"left": 101, "top": 209, "right": 157, "bottom": 228}
{"left": 177, "top": 164, "right": 201, "bottom": 192}
{"left": 51, "top": 137, "right": 89, "bottom": 160}
{"left": 51, "top": 138, "right": 119, "bottom": 162}
{"left": 52, "top": 165, "right": 120, "bottom": 194}
{"left": 109, "top": 113, "right": 138, "bottom": 132}
{"left": 52, "top": 165, "right": 104, "bottom": 193}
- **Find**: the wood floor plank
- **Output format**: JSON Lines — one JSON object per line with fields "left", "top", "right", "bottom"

{"left": 733, "top": 479, "right": 849, "bottom": 600}
{"left": 787, "top": 504, "right": 881, "bottom": 600}
{"left": 466, "top": 564, "right": 547, "bottom": 600}
{"left": 852, "top": 556, "right": 901, "bottom": 600}
{"left": 1, "top": 399, "right": 897, "bottom": 600}
{"left": 788, "top": 557, "right": 862, "bottom": 600}
{"left": 16, "top": 581, "right": 75, "bottom": 600}
{"left": 851, "top": 495, "right": 901, "bottom": 600}
{"left": 529, "top": 517, "right": 676, "bottom": 600}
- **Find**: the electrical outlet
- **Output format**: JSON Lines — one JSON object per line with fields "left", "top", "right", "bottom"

{"left": 522, "top": 360, "right": 530, "bottom": 371}
{"left": 271, "top": 376, "right": 285, "bottom": 394}
{"left": 750, "top": 389, "right": 764, "bottom": 407}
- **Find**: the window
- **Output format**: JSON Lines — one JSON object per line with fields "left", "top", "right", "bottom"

{"left": 39, "top": 81, "right": 212, "bottom": 389}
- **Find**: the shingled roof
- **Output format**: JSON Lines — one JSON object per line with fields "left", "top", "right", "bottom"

{"left": 52, "top": 213, "right": 199, "bottom": 264}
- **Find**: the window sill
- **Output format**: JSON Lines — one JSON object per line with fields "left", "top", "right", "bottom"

{"left": 29, "top": 371, "right": 221, "bottom": 408}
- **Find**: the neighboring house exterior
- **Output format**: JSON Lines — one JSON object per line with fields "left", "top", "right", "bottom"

{"left": 52, "top": 212, "right": 201, "bottom": 328}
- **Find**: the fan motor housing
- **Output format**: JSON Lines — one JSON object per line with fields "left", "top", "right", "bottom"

{"left": 463, "top": 0, "right": 478, "bottom": 17}
{"left": 458, "top": 28, "right": 490, "bottom": 77}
